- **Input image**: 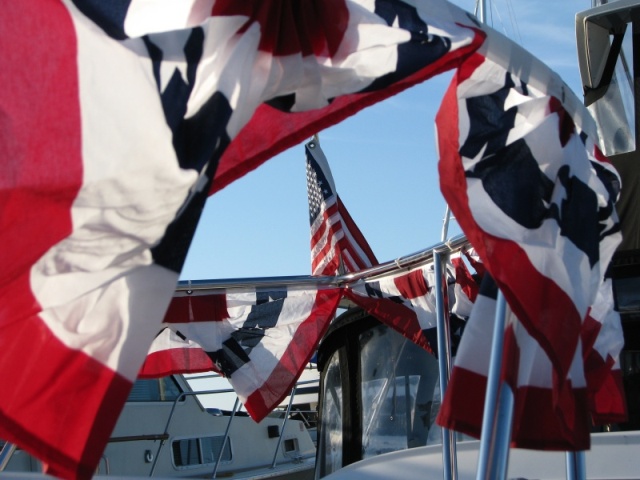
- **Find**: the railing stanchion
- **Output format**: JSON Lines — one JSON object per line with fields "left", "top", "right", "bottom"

{"left": 475, "top": 291, "right": 514, "bottom": 480}
{"left": 0, "top": 442, "right": 16, "bottom": 472}
{"left": 212, "top": 397, "right": 240, "bottom": 479}
{"left": 271, "top": 387, "right": 297, "bottom": 469}
{"left": 566, "top": 451, "right": 586, "bottom": 480}
{"left": 434, "top": 250, "right": 457, "bottom": 480}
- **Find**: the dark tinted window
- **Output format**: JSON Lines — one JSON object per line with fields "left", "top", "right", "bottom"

{"left": 127, "top": 377, "right": 183, "bottom": 402}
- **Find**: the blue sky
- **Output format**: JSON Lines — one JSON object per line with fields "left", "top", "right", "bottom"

{"left": 180, "top": 0, "right": 591, "bottom": 281}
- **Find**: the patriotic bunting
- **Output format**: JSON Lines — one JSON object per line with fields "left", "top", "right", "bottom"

{"left": 1, "top": 0, "right": 629, "bottom": 476}
{"left": 140, "top": 287, "right": 342, "bottom": 421}
{"left": 582, "top": 279, "right": 627, "bottom": 424}
{"left": 344, "top": 260, "right": 469, "bottom": 357}
{"left": 436, "top": 32, "right": 624, "bottom": 450}
{"left": 0, "top": 1, "right": 482, "bottom": 476}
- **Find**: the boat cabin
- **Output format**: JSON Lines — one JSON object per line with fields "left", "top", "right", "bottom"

{"left": 2, "top": 375, "right": 316, "bottom": 479}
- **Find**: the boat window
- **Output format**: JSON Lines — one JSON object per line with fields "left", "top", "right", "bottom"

{"left": 613, "top": 274, "right": 640, "bottom": 314}
{"left": 283, "top": 438, "right": 299, "bottom": 454}
{"left": 587, "top": 25, "right": 636, "bottom": 156}
{"left": 316, "top": 350, "right": 343, "bottom": 478}
{"left": 127, "top": 377, "right": 183, "bottom": 402}
{"left": 172, "top": 435, "right": 232, "bottom": 468}
{"left": 359, "top": 324, "right": 440, "bottom": 459}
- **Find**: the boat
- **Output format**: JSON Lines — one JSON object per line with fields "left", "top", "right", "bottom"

{"left": 184, "top": 365, "right": 321, "bottom": 445}
{"left": 312, "top": 253, "right": 640, "bottom": 479}
{"left": 1, "top": 2, "right": 637, "bottom": 479}
{"left": 311, "top": 1, "right": 640, "bottom": 479}
{"left": 1, "top": 375, "right": 316, "bottom": 479}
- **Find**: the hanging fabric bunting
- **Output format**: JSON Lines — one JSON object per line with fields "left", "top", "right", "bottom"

{"left": 436, "top": 30, "right": 624, "bottom": 450}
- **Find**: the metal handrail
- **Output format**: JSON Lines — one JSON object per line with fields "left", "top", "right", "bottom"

{"left": 176, "top": 234, "right": 469, "bottom": 294}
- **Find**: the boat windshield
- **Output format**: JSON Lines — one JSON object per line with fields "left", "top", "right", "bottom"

{"left": 127, "top": 377, "right": 184, "bottom": 402}
{"left": 360, "top": 323, "right": 440, "bottom": 457}
{"left": 316, "top": 313, "right": 444, "bottom": 478}
{"left": 587, "top": 22, "right": 636, "bottom": 156}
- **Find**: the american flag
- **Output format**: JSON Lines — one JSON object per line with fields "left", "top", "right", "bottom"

{"left": 306, "top": 140, "right": 378, "bottom": 275}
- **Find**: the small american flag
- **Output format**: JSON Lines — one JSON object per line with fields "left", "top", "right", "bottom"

{"left": 306, "top": 140, "right": 378, "bottom": 275}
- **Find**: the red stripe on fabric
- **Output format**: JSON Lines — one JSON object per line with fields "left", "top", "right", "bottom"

{"left": 344, "top": 290, "right": 433, "bottom": 354}
{"left": 438, "top": 367, "right": 591, "bottom": 451}
{"left": 212, "top": 28, "right": 485, "bottom": 195}
{"left": 244, "top": 289, "right": 341, "bottom": 421}
{"left": 501, "top": 324, "right": 521, "bottom": 390}
{"left": 311, "top": 233, "right": 339, "bottom": 275}
{"left": 339, "top": 242, "right": 371, "bottom": 272}
{"left": 163, "top": 294, "right": 229, "bottom": 323}
{"left": 0, "top": 2, "right": 83, "bottom": 285}
{"left": 548, "top": 97, "right": 575, "bottom": 147}
{"left": 590, "top": 368, "right": 627, "bottom": 424}
{"left": 437, "top": 366, "right": 487, "bottom": 439}
{"left": 437, "top": 61, "right": 581, "bottom": 384}
{"left": 455, "top": 214, "right": 582, "bottom": 386}
{"left": 337, "top": 199, "right": 378, "bottom": 268}
{"left": 139, "top": 348, "right": 215, "bottom": 378}
{"left": 452, "top": 257, "right": 478, "bottom": 302}
{"left": 0, "top": 311, "right": 131, "bottom": 480}
{"left": 310, "top": 202, "right": 340, "bottom": 248}
{"left": 393, "top": 269, "right": 429, "bottom": 300}
{"left": 511, "top": 383, "right": 590, "bottom": 451}
{"left": 582, "top": 312, "right": 627, "bottom": 423}
{"left": 593, "top": 144, "right": 609, "bottom": 163}
{"left": 339, "top": 248, "right": 358, "bottom": 273}
{"left": 0, "top": 2, "right": 108, "bottom": 478}
{"left": 311, "top": 210, "right": 342, "bottom": 275}
{"left": 582, "top": 312, "right": 610, "bottom": 390}
{"left": 211, "top": 0, "right": 349, "bottom": 58}
{"left": 456, "top": 50, "right": 486, "bottom": 84}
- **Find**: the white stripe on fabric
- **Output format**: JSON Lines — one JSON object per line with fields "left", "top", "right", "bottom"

{"left": 177, "top": 321, "right": 232, "bottom": 353}
{"left": 450, "top": 293, "right": 499, "bottom": 377}
{"left": 220, "top": 291, "right": 318, "bottom": 401}
{"left": 32, "top": 3, "right": 193, "bottom": 380}
{"left": 589, "top": 279, "right": 624, "bottom": 363}
{"left": 124, "top": 0, "right": 215, "bottom": 37}
{"left": 147, "top": 327, "right": 205, "bottom": 355}
{"left": 511, "top": 317, "right": 586, "bottom": 389}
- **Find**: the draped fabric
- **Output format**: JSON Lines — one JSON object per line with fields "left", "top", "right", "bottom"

{"left": 436, "top": 35, "right": 623, "bottom": 450}
{"left": 0, "top": 1, "right": 481, "bottom": 477}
